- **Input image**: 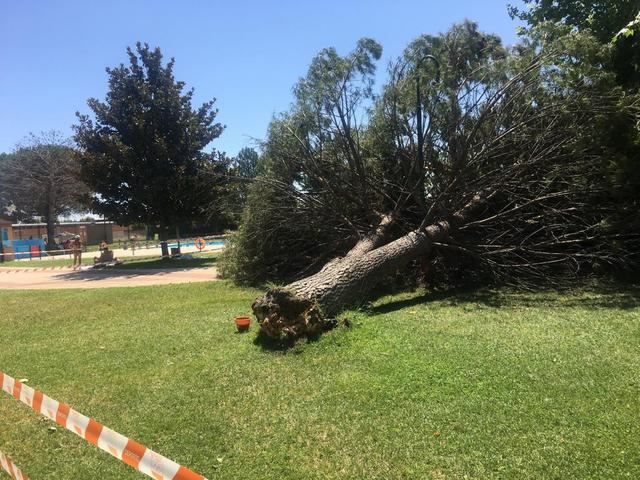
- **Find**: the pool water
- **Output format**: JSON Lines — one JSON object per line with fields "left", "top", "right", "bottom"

{"left": 168, "top": 239, "right": 225, "bottom": 248}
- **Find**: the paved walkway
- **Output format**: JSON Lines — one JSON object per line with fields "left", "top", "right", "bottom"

{"left": 0, "top": 266, "right": 218, "bottom": 290}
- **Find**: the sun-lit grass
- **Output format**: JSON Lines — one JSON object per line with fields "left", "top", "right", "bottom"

{"left": 0, "top": 283, "right": 638, "bottom": 479}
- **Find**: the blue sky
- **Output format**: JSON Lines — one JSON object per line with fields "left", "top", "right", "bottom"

{"left": 0, "top": 0, "right": 521, "bottom": 157}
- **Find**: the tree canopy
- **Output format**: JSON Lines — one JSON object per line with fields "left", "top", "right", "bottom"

{"left": 510, "top": 0, "right": 640, "bottom": 87}
{"left": 74, "top": 42, "right": 228, "bottom": 238}
{"left": 509, "top": 0, "right": 639, "bottom": 43}
{"left": 235, "top": 147, "right": 260, "bottom": 181}
{"left": 0, "top": 132, "right": 87, "bottom": 248}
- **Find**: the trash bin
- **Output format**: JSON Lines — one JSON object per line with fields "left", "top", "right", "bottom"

{"left": 30, "top": 245, "right": 42, "bottom": 259}
{"left": 160, "top": 241, "right": 169, "bottom": 258}
{"left": 170, "top": 247, "right": 181, "bottom": 256}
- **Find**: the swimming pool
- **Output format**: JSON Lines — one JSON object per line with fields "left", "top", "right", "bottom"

{"left": 167, "top": 239, "right": 225, "bottom": 248}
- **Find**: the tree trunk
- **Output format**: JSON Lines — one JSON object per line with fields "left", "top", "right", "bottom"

{"left": 45, "top": 206, "right": 57, "bottom": 251}
{"left": 158, "top": 225, "right": 169, "bottom": 241}
{"left": 252, "top": 195, "right": 485, "bottom": 339}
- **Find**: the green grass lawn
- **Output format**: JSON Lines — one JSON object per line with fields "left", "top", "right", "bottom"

{"left": 0, "top": 283, "right": 638, "bottom": 479}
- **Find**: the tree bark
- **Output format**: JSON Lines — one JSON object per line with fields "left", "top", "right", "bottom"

{"left": 158, "top": 225, "right": 169, "bottom": 241}
{"left": 252, "top": 195, "right": 485, "bottom": 339}
{"left": 45, "top": 204, "right": 57, "bottom": 251}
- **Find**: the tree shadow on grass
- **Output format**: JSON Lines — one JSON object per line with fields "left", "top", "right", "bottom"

{"left": 116, "top": 256, "right": 218, "bottom": 270}
{"left": 367, "top": 282, "right": 640, "bottom": 316}
{"left": 54, "top": 269, "right": 176, "bottom": 282}
{"left": 532, "top": 284, "right": 640, "bottom": 310}
{"left": 367, "top": 288, "right": 504, "bottom": 315}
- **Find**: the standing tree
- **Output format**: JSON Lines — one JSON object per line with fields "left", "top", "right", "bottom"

{"left": 508, "top": 0, "right": 638, "bottom": 44}
{"left": 0, "top": 153, "right": 13, "bottom": 217}
{"left": 74, "top": 42, "right": 227, "bottom": 239}
{"left": 509, "top": 0, "right": 640, "bottom": 87}
{"left": 236, "top": 147, "right": 260, "bottom": 180}
{"left": 0, "top": 132, "right": 87, "bottom": 249}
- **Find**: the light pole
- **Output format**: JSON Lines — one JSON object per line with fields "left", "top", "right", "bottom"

{"left": 415, "top": 54, "right": 440, "bottom": 171}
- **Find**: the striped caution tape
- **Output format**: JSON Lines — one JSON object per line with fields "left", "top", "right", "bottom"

{"left": 0, "top": 372, "right": 207, "bottom": 480}
{"left": 0, "top": 450, "right": 29, "bottom": 480}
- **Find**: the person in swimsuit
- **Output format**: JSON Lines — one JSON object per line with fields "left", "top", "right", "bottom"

{"left": 72, "top": 237, "right": 82, "bottom": 270}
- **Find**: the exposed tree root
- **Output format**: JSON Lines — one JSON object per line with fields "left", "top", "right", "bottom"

{"left": 252, "top": 288, "right": 330, "bottom": 339}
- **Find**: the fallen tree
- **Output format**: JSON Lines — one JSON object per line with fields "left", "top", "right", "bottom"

{"left": 241, "top": 24, "right": 640, "bottom": 339}
{"left": 253, "top": 195, "right": 486, "bottom": 337}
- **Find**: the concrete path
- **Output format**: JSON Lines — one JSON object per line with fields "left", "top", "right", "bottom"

{"left": 0, "top": 266, "right": 218, "bottom": 290}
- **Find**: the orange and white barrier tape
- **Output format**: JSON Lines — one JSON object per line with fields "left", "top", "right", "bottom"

{"left": 0, "top": 450, "right": 29, "bottom": 480}
{"left": 0, "top": 372, "right": 206, "bottom": 480}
